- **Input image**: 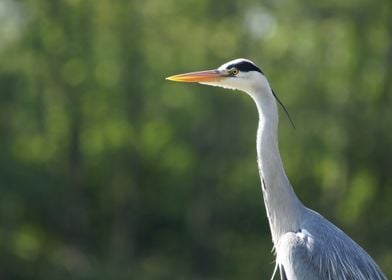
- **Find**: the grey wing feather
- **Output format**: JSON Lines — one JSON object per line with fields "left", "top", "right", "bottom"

{"left": 277, "top": 210, "right": 387, "bottom": 280}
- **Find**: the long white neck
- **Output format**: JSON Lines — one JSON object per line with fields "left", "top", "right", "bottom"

{"left": 247, "top": 78, "right": 304, "bottom": 245}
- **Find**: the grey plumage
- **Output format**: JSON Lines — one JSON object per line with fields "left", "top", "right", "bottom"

{"left": 276, "top": 209, "right": 386, "bottom": 279}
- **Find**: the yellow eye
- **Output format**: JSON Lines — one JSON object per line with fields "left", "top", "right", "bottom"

{"left": 231, "top": 68, "right": 239, "bottom": 75}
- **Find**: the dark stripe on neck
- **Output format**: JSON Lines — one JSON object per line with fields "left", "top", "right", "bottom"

{"left": 227, "top": 61, "right": 263, "bottom": 74}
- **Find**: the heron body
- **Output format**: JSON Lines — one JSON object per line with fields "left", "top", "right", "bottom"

{"left": 166, "top": 59, "right": 386, "bottom": 279}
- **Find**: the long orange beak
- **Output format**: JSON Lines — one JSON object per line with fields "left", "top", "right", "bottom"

{"left": 166, "top": 70, "right": 223, "bottom": 83}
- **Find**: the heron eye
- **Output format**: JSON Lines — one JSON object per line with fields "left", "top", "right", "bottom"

{"left": 230, "top": 68, "right": 239, "bottom": 75}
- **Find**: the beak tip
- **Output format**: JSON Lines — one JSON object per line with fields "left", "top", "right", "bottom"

{"left": 165, "top": 76, "right": 176, "bottom": 82}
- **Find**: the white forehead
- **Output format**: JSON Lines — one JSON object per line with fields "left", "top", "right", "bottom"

{"left": 218, "top": 58, "right": 257, "bottom": 70}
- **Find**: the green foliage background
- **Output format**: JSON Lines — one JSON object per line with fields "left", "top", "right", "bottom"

{"left": 0, "top": 0, "right": 391, "bottom": 278}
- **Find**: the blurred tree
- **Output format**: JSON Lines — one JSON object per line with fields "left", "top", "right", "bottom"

{"left": 0, "top": 0, "right": 390, "bottom": 279}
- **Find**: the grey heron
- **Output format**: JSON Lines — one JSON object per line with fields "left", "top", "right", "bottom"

{"left": 166, "top": 58, "right": 387, "bottom": 279}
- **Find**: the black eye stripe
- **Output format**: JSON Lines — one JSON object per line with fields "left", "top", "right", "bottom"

{"left": 227, "top": 61, "right": 263, "bottom": 74}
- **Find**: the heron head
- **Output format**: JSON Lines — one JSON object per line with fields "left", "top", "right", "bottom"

{"left": 166, "top": 58, "right": 295, "bottom": 127}
{"left": 166, "top": 58, "right": 265, "bottom": 93}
